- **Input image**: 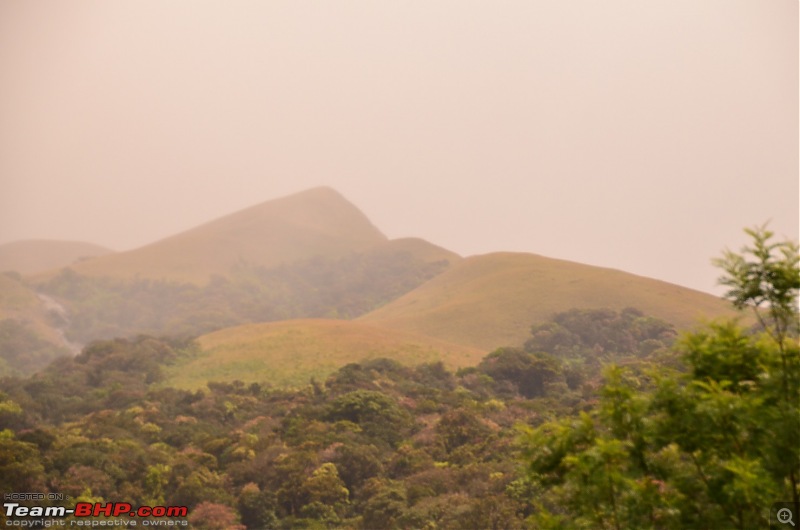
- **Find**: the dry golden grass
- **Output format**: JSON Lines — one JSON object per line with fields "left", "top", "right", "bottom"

{"left": 163, "top": 318, "right": 485, "bottom": 389}
{"left": 0, "top": 240, "right": 111, "bottom": 275}
{"left": 359, "top": 252, "right": 740, "bottom": 350}
{"left": 62, "top": 187, "right": 389, "bottom": 284}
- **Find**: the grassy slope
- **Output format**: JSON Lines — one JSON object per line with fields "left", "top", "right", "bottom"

{"left": 359, "top": 252, "right": 740, "bottom": 350}
{"left": 0, "top": 240, "right": 112, "bottom": 275}
{"left": 62, "top": 187, "right": 389, "bottom": 284}
{"left": 164, "top": 319, "right": 485, "bottom": 389}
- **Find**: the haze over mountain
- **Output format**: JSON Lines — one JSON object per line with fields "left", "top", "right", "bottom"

{"left": 0, "top": 4, "right": 793, "bottom": 524}
{"left": 0, "top": 273, "right": 54, "bottom": 338}
{"left": 17, "top": 188, "right": 460, "bottom": 354}
{"left": 3, "top": 2, "right": 795, "bottom": 296}
{"left": 62, "top": 187, "right": 398, "bottom": 283}
{"left": 360, "top": 252, "right": 738, "bottom": 350}
{"left": 0, "top": 273, "right": 72, "bottom": 374}
{"left": 4, "top": 186, "right": 742, "bottom": 379}
{"left": 0, "top": 240, "right": 112, "bottom": 275}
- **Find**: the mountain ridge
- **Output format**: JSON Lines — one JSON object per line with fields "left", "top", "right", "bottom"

{"left": 56, "top": 187, "right": 391, "bottom": 283}
{"left": 5, "top": 186, "right": 744, "bottom": 379}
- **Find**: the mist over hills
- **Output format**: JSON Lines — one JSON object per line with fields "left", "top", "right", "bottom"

{"left": 0, "top": 273, "right": 71, "bottom": 375}
{"left": 1, "top": 186, "right": 738, "bottom": 379}
{"left": 0, "top": 273, "right": 54, "bottom": 338}
{"left": 0, "top": 239, "right": 112, "bottom": 275}
{"left": 61, "top": 187, "right": 394, "bottom": 283}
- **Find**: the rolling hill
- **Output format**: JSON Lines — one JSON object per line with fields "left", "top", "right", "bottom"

{"left": 359, "top": 252, "right": 740, "bottom": 350}
{"left": 163, "top": 318, "right": 485, "bottom": 389}
{"left": 0, "top": 240, "right": 112, "bottom": 275}
{"left": 62, "top": 187, "right": 391, "bottom": 283}
{"left": 22, "top": 188, "right": 461, "bottom": 349}
{"left": 10, "top": 186, "right": 744, "bottom": 382}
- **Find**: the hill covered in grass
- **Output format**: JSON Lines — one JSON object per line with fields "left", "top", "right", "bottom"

{"left": 163, "top": 319, "right": 485, "bottom": 389}
{"left": 63, "top": 187, "right": 390, "bottom": 284}
{"left": 0, "top": 240, "right": 112, "bottom": 275}
{"left": 10, "top": 187, "right": 743, "bottom": 378}
{"left": 360, "top": 252, "right": 738, "bottom": 350}
{"left": 18, "top": 188, "right": 459, "bottom": 363}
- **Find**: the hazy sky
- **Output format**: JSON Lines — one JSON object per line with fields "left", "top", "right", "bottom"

{"left": 1, "top": 0, "right": 797, "bottom": 294}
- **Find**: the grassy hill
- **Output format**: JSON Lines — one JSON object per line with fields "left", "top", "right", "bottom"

{"left": 0, "top": 240, "right": 112, "bottom": 275}
{"left": 163, "top": 319, "right": 485, "bottom": 389}
{"left": 26, "top": 188, "right": 460, "bottom": 346}
{"left": 359, "top": 252, "right": 740, "bottom": 350}
{"left": 64, "top": 187, "right": 389, "bottom": 283}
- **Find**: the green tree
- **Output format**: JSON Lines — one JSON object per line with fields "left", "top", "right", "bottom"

{"left": 478, "top": 348, "right": 564, "bottom": 398}
{"left": 714, "top": 224, "right": 799, "bottom": 505}
{"left": 187, "top": 502, "right": 245, "bottom": 530}
{"left": 521, "top": 227, "right": 799, "bottom": 529}
{"left": 360, "top": 479, "right": 408, "bottom": 530}
{"left": 714, "top": 224, "right": 799, "bottom": 349}
{"left": 326, "top": 390, "right": 413, "bottom": 448}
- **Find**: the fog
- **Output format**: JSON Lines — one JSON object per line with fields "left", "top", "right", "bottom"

{"left": 1, "top": 0, "right": 797, "bottom": 294}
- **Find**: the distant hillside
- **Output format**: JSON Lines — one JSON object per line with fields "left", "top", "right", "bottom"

{"left": 37, "top": 241, "right": 454, "bottom": 345}
{"left": 164, "top": 319, "right": 485, "bottom": 389}
{"left": 0, "top": 240, "right": 112, "bottom": 275}
{"left": 0, "top": 273, "right": 71, "bottom": 375}
{"left": 359, "top": 252, "right": 739, "bottom": 350}
{"left": 28, "top": 188, "right": 459, "bottom": 347}
{"left": 370, "top": 237, "right": 461, "bottom": 265}
{"left": 0, "top": 273, "right": 66, "bottom": 344}
{"left": 65, "top": 187, "right": 389, "bottom": 283}
{"left": 0, "top": 273, "right": 45, "bottom": 324}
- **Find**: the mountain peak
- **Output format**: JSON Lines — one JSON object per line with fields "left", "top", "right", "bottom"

{"left": 66, "top": 187, "right": 387, "bottom": 283}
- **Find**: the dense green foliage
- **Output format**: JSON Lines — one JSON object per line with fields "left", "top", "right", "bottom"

{"left": 521, "top": 226, "right": 799, "bottom": 529}
{"left": 37, "top": 250, "right": 448, "bottom": 345}
{"left": 0, "top": 306, "right": 669, "bottom": 528}
{"left": 472, "top": 307, "right": 676, "bottom": 400}
{"left": 526, "top": 307, "right": 676, "bottom": 362}
{"left": 0, "top": 341, "right": 532, "bottom": 528}
{"left": 1, "top": 227, "right": 794, "bottom": 529}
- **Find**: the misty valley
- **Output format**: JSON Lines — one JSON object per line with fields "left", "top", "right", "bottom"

{"left": 0, "top": 189, "right": 797, "bottom": 529}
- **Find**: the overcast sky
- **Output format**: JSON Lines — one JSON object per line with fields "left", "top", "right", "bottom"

{"left": 1, "top": 0, "right": 797, "bottom": 294}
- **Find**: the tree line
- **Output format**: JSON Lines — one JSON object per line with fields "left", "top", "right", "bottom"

{"left": 0, "top": 226, "right": 795, "bottom": 529}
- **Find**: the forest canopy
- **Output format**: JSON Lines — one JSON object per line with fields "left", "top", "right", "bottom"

{"left": 0, "top": 227, "right": 796, "bottom": 529}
